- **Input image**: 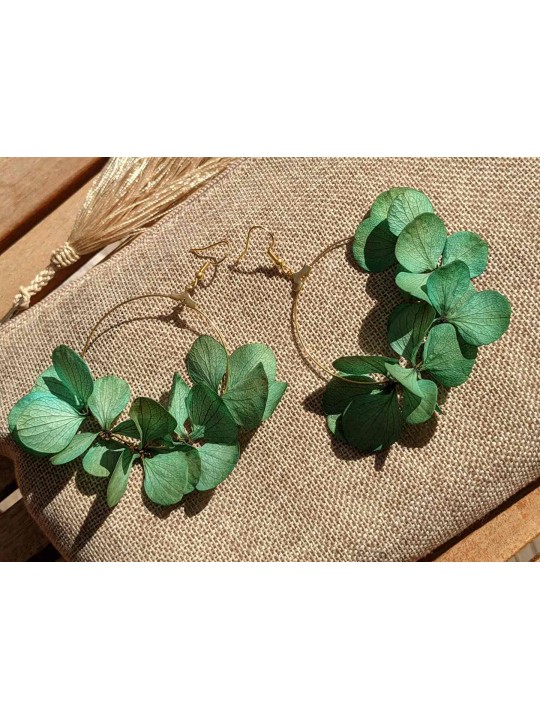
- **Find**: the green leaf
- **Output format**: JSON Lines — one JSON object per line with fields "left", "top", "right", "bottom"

{"left": 442, "top": 231, "right": 488, "bottom": 278}
{"left": 222, "top": 363, "right": 268, "bottom": 430}
{"left": 395, "top": 213, "right": 447, "bottom": 272}
{"left": 167, "top": 373, "right": 190, "bottom": 436}
{"left": 323, "top": 376, "right": 384, "bottom": 415}
{"left": 87, "top": 375, "right": 130, "bottom": 430}
{"left": 402, "top": 379, "right": 438, "bottom": 425}
{"left": 226, "top": 343, "right": 285, "bottom": 422}
{"left": 107, "top": 449, "right": 137, "bottom": 507}
{"left": 50, "top": 432, "right": 99, "bottom": 465}
{"left": 82, "top": 439, "right": 124, "bottom": 477}
{"left": 333, "top": 356, "right": 398, "bottom": 376}
{"left": 34, "top": 366, "right": 79, "bottom": 407}
{"left": 9, "top": 390, "right": 51, "bottom": 432}
{"left": 422, "top": 324, "right": 477, "bottom": 387}
{"left": 187, "top": 335, "right": 227, "bottom": 392}
{"left": 385, "top": 363, "right": 423, "bottom": 397}
{"left": 52, "top": 345, "right": 94, "bottom": 405}
{"left": 196, "top": 442, "right": 240, "bottom": 491}
{"left": 111, "top": 418, "right": 141, "bottom": 440}
{"left": 186, "top": 385, "right": 238, "bottom": 444}
{"left": 341, "top": 388, "right": 403, "bottom": 452}
{"left": 370, "top": 187, "right": 408, "bottom": 222}
{"left": 129, "top": 397, "right": 176, "bottom": 447}
{"left": 387, "top": 189, "right": 434, "bottom": 236}
{"left": 446, "top": 290, "right": 511, "bottom": 346}
{"left": 395, "top": 270, "right": 432, "bottom": 303}
{"left": 227, "top": 343, "right": 277, "bottom": 387}
{"left": 352, "top": 217, "right": 397, "bottom": 272}
{"left": 263, "top": 381, "right": 287, "bottom": 421}
{"left": 180, "top": 445, "right": 202, "bottom": 495}
{"left": 9, "top": 391, "right": 56, "bottom": 457}
{"left": 426, "top": 261, "right": 472, "bottom": 317}
{"left": 326, "top": 413, "right": 347, "bottom": 443}
{"left": 143, "top": 450, "right": 193, "bottom": 506}
{"left": 16, "top": 395, "right": 85, "bottom": 454}
{"left": 387, "top": 302, "right": 436, "bottom": 362}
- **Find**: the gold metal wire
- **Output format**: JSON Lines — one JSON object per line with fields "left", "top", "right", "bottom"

{"left": 81, "top": 242, "right": 231, "bottom": 389}
{"left": 237, "top": 227, "right": 385, "bottom": 386}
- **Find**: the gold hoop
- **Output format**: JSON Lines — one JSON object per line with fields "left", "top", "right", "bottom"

{"left": 236, "top": 227, "right": 385, "bottom": 386}
{"left": 82, "top": 240, "right": 231, "bottom": 389}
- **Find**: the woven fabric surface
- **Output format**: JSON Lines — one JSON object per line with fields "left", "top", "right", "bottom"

{"left": 0, "top": 157, "right": 538, "bottom": 561}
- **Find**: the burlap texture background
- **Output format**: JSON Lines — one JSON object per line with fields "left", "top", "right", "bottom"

{"left": 0, "top": 158, "right": 538, "bottom": 561}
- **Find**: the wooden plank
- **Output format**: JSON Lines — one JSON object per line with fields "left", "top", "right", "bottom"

{"left": 0, "top": 158, "right": 105, "bottom": 253}
{"left": 0, "top": 180, "right": 95, "bottom": 318}
{"left": 436, "top": 483, "right": 540, "bottom": 562}
{"left": 0, "top": 455, "right": 16, "bottom": 501}
{"left": 0, "top": 496, "right": 51, "bottom": 561}
{"left": 0, "top": 161, "right": 103, "bottom": 561}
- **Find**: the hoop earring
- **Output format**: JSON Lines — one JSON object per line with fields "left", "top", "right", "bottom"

{"left": 9, "top": 239, "right": 287, "bottom": 509}
{"left": 235, "top": 188, "right": 510, "bottom": 456}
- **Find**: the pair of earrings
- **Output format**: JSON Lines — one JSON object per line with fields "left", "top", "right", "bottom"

{"left": 9, "top": 187, "right": 512, "bottom": 507}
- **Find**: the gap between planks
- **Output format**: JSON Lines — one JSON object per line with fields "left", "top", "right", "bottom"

{"left": 0, "top": 157, "right": 106, "bottom": 254}
{"left": 0, "top": 159, "right": 107, "bottom": 561}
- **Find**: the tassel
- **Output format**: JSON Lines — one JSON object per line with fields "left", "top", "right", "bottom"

{"left": 2, "top": 157, "right": 234, "bottom": 323}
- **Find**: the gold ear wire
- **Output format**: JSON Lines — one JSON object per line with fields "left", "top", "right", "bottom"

{"left": 235, "top": 225, "right": 300, "bottom": 282}
{"left": 190, "top": 239, "right": 230, "bottom": 266}
{"left": 185, "top": 239, "right": 231, "bottom": 293}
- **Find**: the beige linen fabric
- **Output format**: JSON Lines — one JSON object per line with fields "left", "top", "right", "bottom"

{"left": 0, "top": 158, "right": 538, "bottom": 561}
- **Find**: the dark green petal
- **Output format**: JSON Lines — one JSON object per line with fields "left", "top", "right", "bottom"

{"left": 107, "top": 449, "right": 137, "bottom": 507}
{"left": 83, "top": 440, "right": 124, "bottom": 477}
{"left": 323, "top": 375, "right": 384, "bottom": 415}
{"left": 129, "top": 397, "right": 177, "bottom": 447}
{"left": 402, "top": 379, "right": 438, "bottom": 425}
{"left": 426, "top": 261, "right": 471, "bottom": 317}
{"left": 422, "top": 324, "right": 477, "bottom": 387}
{"left": 186, "top": 335, "right": 227, "bottom": 392}
{"left": 333, "top": 356, "right": 398, "bottom": 376}
{"left": 341, "top": 389, "right": 403, "bottom": 452}
{"left": 187, "top": 385, "right": 238, "bottom": 444}
{"left": 352, "top": 217, "right": 397, "bottom": 272}
{"left": 52, "top": 345, "right": 94, "bottom": 406}
{"left": 222, "top": 363, "right": 268, "bottom": 430}
{"left": 387, "top": 302, "right": 436, "bottom": 362}
{"left": 395, "top": 213, "right": 446, "bottom": 273}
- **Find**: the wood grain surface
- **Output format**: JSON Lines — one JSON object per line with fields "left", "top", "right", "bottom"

{"left": 0, "top": 498, "right": 51, "bottom": 561}
{"left": 0, "top": 158, "right": 104, "bottom": 253}
{"left": 437, "top": 484, "right": 540, "bottom": 561}
{"left": 0, "top": 159, "right": 104, "bottom": 561}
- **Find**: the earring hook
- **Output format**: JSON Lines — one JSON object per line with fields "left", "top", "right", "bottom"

{"left": 235, "top": 225, "right": 277, "bottom": 265}
{"left": 190, "top": 238, "right": 230, "bottom": 266}
{"left": 235, "top": 225, "right": 297, "bottom": 281}
{"left": 184, "top": 239, "right": 231, "bottom": 294}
